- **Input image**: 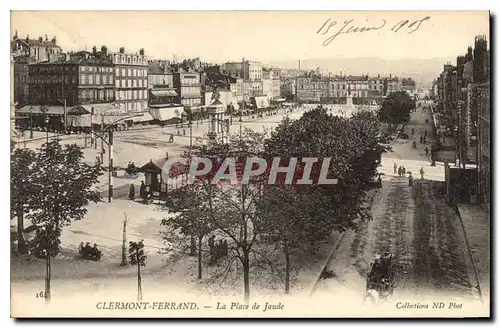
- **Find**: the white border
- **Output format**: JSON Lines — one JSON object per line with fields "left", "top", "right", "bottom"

{"left": 2, "top": 1, "right": 497, "bottom": 327}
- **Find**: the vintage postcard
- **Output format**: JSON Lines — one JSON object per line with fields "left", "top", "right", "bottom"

{"left": 10, "top": 10, "right": 490, "bottom": 318}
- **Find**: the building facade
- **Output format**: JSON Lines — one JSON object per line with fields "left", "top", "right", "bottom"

{"left": 28, "top": 51, "right": 115, "bottom": 107}
{"left": 477, "top": 83, "right": 490, "bottom": 210}
{"left": 296, "top": 74, "right": 401, "bottom": 105}
{"left": 109, "top": 47, "right": 148, "bottom": 112}
{"left": 11, "top": 32, "right": 62, "bottom": 62}
{"left": 173, "top": 70, "right": 202, "bottom": 111}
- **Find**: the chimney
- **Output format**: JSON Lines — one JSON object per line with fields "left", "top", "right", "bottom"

{"left": 51, "top": 36, "right": 57, "bottom": 45}
{"left": 13, "top": 30, "right": 18, "bottom": 40}
{"left": 101, "top": 45, "right": 108, "bottom": 56}
{"left": 119, "top": 47, "right": 125, "bottom": 54}
{"left": 25, "top": 34, "right": 29, "bottom": 42}
{"left": 139, "top": 48, "right": 145, "bottom": 56}
{"left": 65, "top": 53, "right": 70, "bottom": 61}
{"left": 45, "top": 34, "right": 48, "bottom": 41}
{"left": 92, "top": 46, "right": 97, "bottom": 55}
{"left": 38, "top": 36, "right": 43, "bottom": 43}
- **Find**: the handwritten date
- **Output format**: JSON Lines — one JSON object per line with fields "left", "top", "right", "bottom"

{"left": 317, "top": 16, "right": 431, "bottom": 46}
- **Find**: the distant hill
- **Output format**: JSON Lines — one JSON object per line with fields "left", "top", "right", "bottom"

{"left": 267, "top": 57, "right": 456, "bottom": 88}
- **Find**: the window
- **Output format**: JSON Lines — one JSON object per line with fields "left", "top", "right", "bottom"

{"left": 115, "top": 80, "right": 120, "bottom": 88}
{"left": 138, "top": 79, "right": 142, "bottom": 87}
{"left": 96, "top": 74, "right": 100, "bottom": 84}
{"left": 117, "top": 69, "right": 121, "bottom": 77}
{"left": 122, "top": 68, "right": 126, "bottom": 76}
{"left": 133, "top": 57, "right": 136, "bottom": 64}
{"left": 133, "top": 80, "right": 137, "bottom": 87}
{"left": 133, "top": 90, "right": 137, "bottom": 99}
{"left": 127, "top": 56, "right": 131, "bottom": 64}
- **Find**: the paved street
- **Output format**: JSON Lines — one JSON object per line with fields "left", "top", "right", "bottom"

{"left": 314, "top": 105, "right": 484, "bottom": 311}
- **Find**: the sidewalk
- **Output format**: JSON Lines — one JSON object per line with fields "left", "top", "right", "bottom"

{"left": 456, "top": 204, "right": 490, "bottom": 301}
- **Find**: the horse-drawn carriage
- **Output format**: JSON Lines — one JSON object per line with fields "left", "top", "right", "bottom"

{"left": 364, "top": 253, "right": 395, "bottom": 305}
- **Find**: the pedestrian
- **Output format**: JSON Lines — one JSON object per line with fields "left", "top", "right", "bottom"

{"left": 402, "top": 166, "right": 406, "bottom": 177}
{"left": 423, "top": 136, "right": 427, "bottom": 144}
{"left": 408, "top": 173, "right": 414, "bottom": 187}
{"left": 129, "top": 184, "right": 135, "bottom": 200}
{"left": 420, "top": 167, "right": 425, "bottom": 180}
{"left": 425, "top": 147, "right": 429, "bottom": 157}
{"left": 377, "top": 175, "right": 382, "bottom": 188}
{"left": 139, "top": 181, "right": 146, "bottom": 199}
{"left": 420, "top": 136, "right": 423, "bottom": 144}
{"left": 393, "top": 162, "right": 397, "bottom": 175}
{"left": 183, "top": 128, "right": 186, "bottom": 136}
{"left": 398, "top": 166, "right": 402, "bottom": 178}
{"left": 223, "top": 239, "right": 228, "bottom": 256}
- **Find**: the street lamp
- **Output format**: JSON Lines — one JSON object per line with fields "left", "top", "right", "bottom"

{"left": 91, "top": 114, "right": 142, "bottom": 203}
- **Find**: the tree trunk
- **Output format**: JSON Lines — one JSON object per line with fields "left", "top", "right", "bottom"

{"left": 137, "top": 257, "right": 142, "bottom": 301}
{"left": 284, "top": 242, "right": 290, "bottom": 294}
{"left": 197, "top": 235, "right": 203, "bottom": 279}
{"left": 45, "top": 255, "right": 51, "bottom": 303}
{"left": 243, "top": 250, "right": 250, "bottom": 303}
{"left": 16, "top": 208, "right": 27, "bottom": 254}
{"left": 190, "top": 235, "right": 197, "bottom": 256}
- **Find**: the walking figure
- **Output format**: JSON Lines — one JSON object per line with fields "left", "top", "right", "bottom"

{"left": 128, "top": 184, "right": 135, "bottom": 200}
{"left": 420, "top": 136, "right": 423, "bottom": 144}
{"left": 425, "top": 147, "right": 429, "bottom": 157}
{"left": 398, "top": 166, "right": 402, "bottom": 178}
{"left": 139, "top": 181, "right": 146, "bottom": 199}
{"left": 402, "top": 166, "right": 406, "bottom": 177}
{"left": 420, "top": 167, "right": 425, "bottom": 180}
{"left": 408, "top": 173, "right": 414, "bottom": 187}
{"left": 393, "top": 162, "right": 397, "bottom": 175}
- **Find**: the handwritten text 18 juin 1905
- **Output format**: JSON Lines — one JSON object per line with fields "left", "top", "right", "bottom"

{"left": 316, "top": 16, "right": 431, "bottom": 46}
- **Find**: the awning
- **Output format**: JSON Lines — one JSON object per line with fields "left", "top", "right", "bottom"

{"left": 16, "top": 105, "right": 66, "bottom": 115}
{"left": 151, "top": 89, "right": 178, "bottom": 97}
{"left": 69, "top": 103, "right": 124, "bottom": 115}
{"left": 132, "top": 112, "right": 154, "bottom": 123}
{"left": 149, "top": 106, "right": 184, "bottom": 121}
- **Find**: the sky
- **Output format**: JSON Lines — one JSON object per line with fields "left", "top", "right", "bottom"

{"left": 11, "top": 11, "right": 490, "bottom": 64}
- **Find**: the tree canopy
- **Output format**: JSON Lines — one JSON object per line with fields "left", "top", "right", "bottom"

{"left": 378, "top": 91, "right": 414, "bottom": 125}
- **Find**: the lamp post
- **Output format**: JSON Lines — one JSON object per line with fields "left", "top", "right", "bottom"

{"left": 91, "top": 114, "right": 141, "bottom": 203}
{"left": 29, "top": 106, "right": 33, "bottom": 139}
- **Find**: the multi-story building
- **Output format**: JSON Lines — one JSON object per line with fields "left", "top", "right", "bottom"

{"left": 17, "top": 50, "right": 115, "bottom": 131}
{"left": 280, "top": 79, "right": 296, "bottom": 100}
{"left": 477, "top": 83, "right": 490, "bottom": 210}
{"left": 147, "top": 60, "right": 177, "bottom": 106}
{"left": 223, "top": 59, "right": 262, "bottom": 81}
{"left": 27, "top": 50, "right": 115, "bottom": 107}
{"left": 11, "top": 32, "right": 62, "bottom": 62}
{"left": 173, "top": 70, "right": 202, "bottom": 112}
{"left": 109, "top": 47, "right": 148, "bottom": 112}
{"left": 296, "top": 74, "right": 391, "bottom": 105}
{"left": 296, "top": 76, "right": 329, "bottom": 102}
{"left": 13, "top": 56, "right": 34, "bottom": 108}
{"left": 11, "top": 32, "right": 63, "bottom": 109}
{"left": 402, "top": 78, "right": 416, "bottom": 98}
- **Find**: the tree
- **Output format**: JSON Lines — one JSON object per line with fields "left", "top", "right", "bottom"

{"left": 129, "top": 240, "right": 147, "bottom": 301}
{"left": 261, "top": 108, "right": 390, "bottom": 293}
{"left": 11, "top": 148, "right": 36, "bottom": 254}
{"left": 378, "top": 91, "right": 414, "bottom": 127}
{"left": 161, "top": 182, "right": 214, "bottom": 279}
{"left": 171, "top": 128, "right": 269, "bottom": 302}
{"left": 27, "top": 141, "right": 102, "bottom": 303}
